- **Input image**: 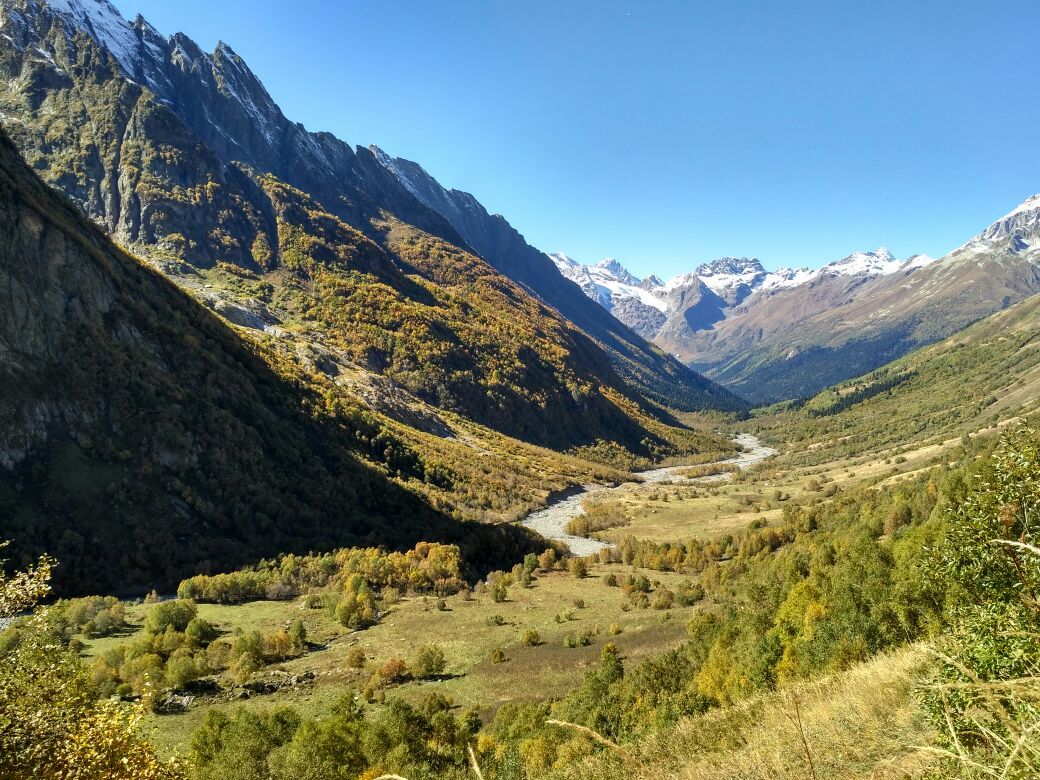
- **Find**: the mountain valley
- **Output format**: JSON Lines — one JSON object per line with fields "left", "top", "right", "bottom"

{"left": 2, "top": 2, "right": 1040, "bottom": 779}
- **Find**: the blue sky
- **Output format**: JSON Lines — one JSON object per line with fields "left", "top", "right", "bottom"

{"left": 115, "top": 0, "right": 1040, "bottom": 278}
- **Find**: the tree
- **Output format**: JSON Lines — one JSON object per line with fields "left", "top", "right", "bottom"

{"left": 410, "top": 645, "right": 446, "bottom": 679}
{"left": 538, "top": 548, "right": 557, "bottom": 571}
{"left": 288, "top": 619, "right": 307, "bottom": 653}
{"left": 0, "top": 545, "right": 178, "bottom": 779}
{"left": 145, "top": 599, "right": 198, "bottom": 634}
{"left": 185, "top": 617, "right": 219, "bottom": 647}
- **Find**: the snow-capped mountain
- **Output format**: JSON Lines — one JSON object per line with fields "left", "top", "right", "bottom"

{"left": 956, "top": 193, "right": 1040, "bottom": 254}
{"left": 661, "top": 195, "right": 1040, "bottom": 403}
{"left": 817, "top": 247, "right": 937, "bottom": 279}
{"left": 550, "top": 254, "right": 668, "bottom": 338}
{"left": 552, "top": 247, "right": 936, "bottom": 343}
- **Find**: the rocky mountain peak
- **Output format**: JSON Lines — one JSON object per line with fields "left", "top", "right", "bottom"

{"left": 962, "top": 194, "right": 1040, "bottom": 252}
{"left": 593, "top": 257, "right": 640, "bottom": 285}
{"left": 821, "top": 247, "right": 902, "bottom": 277}
{"left": 694, "top": 256, "right": 765, "bottom": 277}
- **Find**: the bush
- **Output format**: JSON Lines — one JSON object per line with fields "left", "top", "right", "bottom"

{"left": 675, "top": 580, "right": 705, "bottom": 606}
{"left": 411, "top": 645, "right": 446, "bottom": 679}
{"left": 378, "top": 658, "right": 409, "bottom": 684}
{"left": 652, "top": 589, "right": 675, "bottom": 610}
{"left": 185, "top": 617, "right": 218, "bottom": 647}
{"left": 538, "top": 549, "right": 557, "bottom": 571}
{"left": 346, "top": 647, "right": 366, "bottom": 669}
{"left": 568, "top": 558, "right": 588, "bottom": 579}
{"left": 521, "top": 629, "right": 541, "bottom": 646}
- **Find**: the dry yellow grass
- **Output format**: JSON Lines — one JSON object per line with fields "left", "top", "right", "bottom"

{"left": 554, "top": 646, "right": 937, "bottom": 780}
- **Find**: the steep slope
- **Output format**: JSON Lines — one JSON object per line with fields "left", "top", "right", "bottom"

{"left": 371, "top": 149, "right": 742, "bottom": 412}
{"left": 0, "top": 126, "right": 544, "bottom": 595}
{"left": 755, "top": 288, "right": 1040, "bottom": 466}
{"left": 683, "top": 210, "right": 1040, "bottom": 403}
{"left": 0, "top": 0, "right": 741, "bottom": 455}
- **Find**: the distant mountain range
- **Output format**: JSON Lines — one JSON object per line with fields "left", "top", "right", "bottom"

{"left": 552, "top": 196, "right": 1040, "bottom": 402}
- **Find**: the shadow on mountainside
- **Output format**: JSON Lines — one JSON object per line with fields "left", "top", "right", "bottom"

{"left": 0, "top": 128, "right": 543, "bottom": 596}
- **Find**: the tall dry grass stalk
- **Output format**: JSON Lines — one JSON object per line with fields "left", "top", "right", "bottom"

{"left": 917, "top": 647, "right": 1040, "bottom": 779}
{"left": 551, "top": 646, "right": 936, "bottom": 780}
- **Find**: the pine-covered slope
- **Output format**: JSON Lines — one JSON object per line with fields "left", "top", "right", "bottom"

{"left": 370, "top": 149, "right": 737, "bottom": 412}
{"left": 0, "top": 126, "right": 550, "bottom": 595}
{"left": 0, "top": 0, "right": 741, "bottom": 422}
{"left": 756, "top": 288, "right": 1040, "bottom": 466}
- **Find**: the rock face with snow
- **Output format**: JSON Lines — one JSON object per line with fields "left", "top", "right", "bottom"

{"left": 668, "top": 213, "right": 1038, "bottom": 402}
{"left": 552, "top": 249, "right": 934, "bottom": 348}
{"left": 557, "top": 217, "right": 1040, "bottom": 404}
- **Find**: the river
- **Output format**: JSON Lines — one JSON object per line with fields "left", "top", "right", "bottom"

{"left": 519, "top": 433, "right": 776, "bottom": 555}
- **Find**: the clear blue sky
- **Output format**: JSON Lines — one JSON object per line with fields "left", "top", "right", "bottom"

{"left": 114, "top": 0, "right": 1040, "bottom": 278}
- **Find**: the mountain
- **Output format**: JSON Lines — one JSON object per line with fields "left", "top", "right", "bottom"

{"left": 677, "top": 202, "right": 1040, "bottom": 403}
{"left": 0, "top": 125, "right": 550, "bottom": 594}
{"left": 558, "top": 213, "right": 1040, "bottom": 405}
{"left": 552, "top": 253, "right": 822, "bottom": 342}
{"left": 759, "top": 283, "right": 1040, "bottom": 468}
{"left": 550, "top": 253, "right": 669, "bottom": 339}
{"left": 370, "top": 148, "right": 740, "bottom": 412}
{"left": 0, "top": 0, "right": 742, "bottom": 463}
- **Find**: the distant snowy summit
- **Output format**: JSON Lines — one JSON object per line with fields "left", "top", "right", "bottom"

{"left": 550, "top": 247, "right": 936, "bottom": 339}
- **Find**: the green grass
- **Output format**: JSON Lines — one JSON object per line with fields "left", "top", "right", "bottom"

{"left": 82, "top": 562, "right": 705, "bottom": 756}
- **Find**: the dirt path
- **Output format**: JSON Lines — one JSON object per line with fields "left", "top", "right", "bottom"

{"left": 519, "top": 433, "right": 775, "bottom": 555}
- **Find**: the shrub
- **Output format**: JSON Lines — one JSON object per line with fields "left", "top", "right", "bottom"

{"left": 521, "top": 629, "right": 541, "bottom": 646}
{"left": 411, "top": 645, "right": 446, "bottom": 679}
{"left": 378, "top": 658, "right": 409, "bottom": 684}
{"left": 490, "top": 647, "right": 507, "bottom": 664}
{"left": 538, "top": 549, "right": 557, "bottom": 571}
{"left": 652, "top": 589, "right": 675, "bottom": 610}
{"left": 185, "top": 617, "right": 218, "bottom": 647}
{"left": 568, "top": 558, "right": 588, "bottom": 579}
{"left": 346, "top": 647, "right": 366, "bottom": 669}
{"left": 675, "top": 581, "right": 705, "bottom": 606}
